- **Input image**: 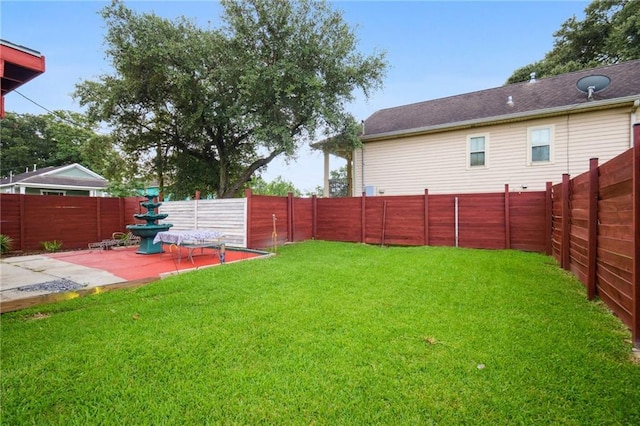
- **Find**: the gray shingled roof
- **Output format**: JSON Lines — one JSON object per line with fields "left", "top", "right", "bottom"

{"left": 0, "top": 165, "right": 108, "bottom": 188}
{"left": 362, "top": 60, "right": 640, "bottom": 139}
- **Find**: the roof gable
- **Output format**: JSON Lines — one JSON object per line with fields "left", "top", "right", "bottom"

{"left": 42, "top": 163, "right": 105, "bottom": 180}
{"left": 363, "top": 60, "right": 640, "bottom": 139}
{"left": 0, "top": 163, "right": 107, "bottom": 188}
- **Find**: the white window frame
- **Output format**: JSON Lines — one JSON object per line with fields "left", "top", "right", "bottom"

{"left": 466, "top": 134, "right": 488, "bottom": 169}
{"left": 41, "top": 190, "right": 66, "bottom": 196}
{"left": 527, "top": 125, "right": 554, "bottom": 165}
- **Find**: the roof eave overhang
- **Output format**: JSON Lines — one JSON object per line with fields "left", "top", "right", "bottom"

{"left": 309, "top": 136, "right": 356, "bottom": 160}
{"left": 42, "top": 163, "right": 107, "bottom": 180}
{"left": 0, "top": 182, "right": 107, "bottom": 191}
{"left": 360, "top": 96, "right": 640, "bottom": 142}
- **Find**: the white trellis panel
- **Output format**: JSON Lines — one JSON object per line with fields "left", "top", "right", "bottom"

{"left": 159, "top": 198, "right": 247, "bottom": 247}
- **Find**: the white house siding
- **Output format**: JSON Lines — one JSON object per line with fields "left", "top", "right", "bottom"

{"left": 159, "top": 198, "right": 247, "bottom": 247}
{"left": 354, "top": 107, "right": 633, "bottom": 195}
{"left": 562, "top": 109, "right": 633, "bottom": 174}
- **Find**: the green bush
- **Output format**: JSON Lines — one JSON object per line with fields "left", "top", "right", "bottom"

{"left": 0, "top": 234, "right": 13, "bottom": 254}
{"left": 40, "top": 240, "right": 63, "bottom": 252}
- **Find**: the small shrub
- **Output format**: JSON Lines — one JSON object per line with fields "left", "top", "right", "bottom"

{"left": 41, "top": 240, "right": 63, "bottom": 253}
{"left": 0, "top": 234, "right": 14, "bottom": 254}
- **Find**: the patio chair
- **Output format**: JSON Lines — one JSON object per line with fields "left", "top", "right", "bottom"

{"left": 87, "top": 232, "right": 140, "bottom": 251}
{"left": 88, "top": 241, "right": 108, "bottom": 250}
{"left": 88, "top": 238, "right": 120, "bottom": 251}
{"left": 111, "top": 232, "right": 141, "bottom": 247}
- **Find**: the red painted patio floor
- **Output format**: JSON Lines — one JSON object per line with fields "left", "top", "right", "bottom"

{"left": 47, "top": 246, "right": 267, "bottom": 281}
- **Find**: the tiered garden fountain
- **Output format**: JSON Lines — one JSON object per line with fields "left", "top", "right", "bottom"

{"left": 126, "top": 194, "right": 173, "bottom": 254}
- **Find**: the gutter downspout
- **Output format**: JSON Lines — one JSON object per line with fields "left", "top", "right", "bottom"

{"left": 360, "top": 120, "right": 366, "bottom": 196}
{"left": 361, "top": 144, "right": 365, "bottom": 195}
{"left": 632, "top": 99, "right": 640, "bottom": 147}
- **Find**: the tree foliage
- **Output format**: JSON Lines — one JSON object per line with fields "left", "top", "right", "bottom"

{"left": 506, "top": 0, "right": 639, "bottom": 83}
{"left": 250, "top": 175, "right": 301, "bottom": 197}
{"left": 0, "top": 111, "right": 132, "bottom": 183}
{"left": 74, "top": 0, "right": 386, "bottom": 199}
{"left": 309, "top": 165, "right": 347, "bottom": 197}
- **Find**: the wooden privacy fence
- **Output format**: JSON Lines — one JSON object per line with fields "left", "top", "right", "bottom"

{"left": 245, "top": 187, "right": 551, "bottom": 253}
{"left": 158, "top": 198, "right": 247, "bottom": 247}
{"left": 0, "top": 195, "right": 249, "bottom": 251}
{"left": 1, "top": 129, "right": 637, "bottom": 347}
{"left": 0, "top": 187, "right": 551, "bottom": 254}
{"left": 552, "top": 124, "right": 639, "bottom": 347}
{"left": 0, "top": 195, "right": 145, "bottom": 251}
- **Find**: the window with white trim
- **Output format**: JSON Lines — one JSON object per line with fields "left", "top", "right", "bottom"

{"left": 528, "top": 126, "right": 553, "bottom": 165}
{"left": 41, "top": 190, "right": 66, "bottom": 196}
{"left": 467, "top": 135, "right": 487, "bottom": 168}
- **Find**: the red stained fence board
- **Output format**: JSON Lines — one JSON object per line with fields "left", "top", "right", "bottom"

{"left": 0, "top": 194, "right": 145, "bottom": 251}
{"left": 550, "top": 136, "right": 637, "bottom": 343}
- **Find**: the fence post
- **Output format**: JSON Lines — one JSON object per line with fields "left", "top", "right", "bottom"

{"left": 361, "top": 192, "right": 366, "bottom": 243}
{"left": 545, "top": 182, "right": 553, "bottom": 256}
{"left": 194, "top": 198, "right": 199, "bottom": 229}
{"left": 288, "top": 192, "right": 294, "bottom": 242}
{"left": 19, "top": 195, "right": 25, "bottom": 251}
{"left": 96, "top": 197, "right": 102, "bottom": 241}
{"left": 632, "top": 123, "right": 640, "bottom": 348}
{"left": 245, "top": 188, "right": 253, "bottom": 249}
{"left": 119, "top": 197, "right": 125, "bottom": 232}
{"left": 381, "top": 200, "right": 388, "bottom": 246}
{"left": 194, "top": 190, "right": 201, "bottom": 229}
{"left": 424, "top": 189, "right": 429, "bottom": 246}
{"left": 312, "top": 194, "right": 317, "bottom": 240}
{"left": 504, "top": 184, "right": 511, "bottom": 249}
{"left": 561, "top": 173, "right": 571, "bottom": 270}
{"left": 454, "top": 196, "right": 459, "bottom": 248}
{"left": 587, "top": 158, "right": 599, "bottom": 300}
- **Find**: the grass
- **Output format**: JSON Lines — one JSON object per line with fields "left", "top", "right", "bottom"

{"left": 1, "top": 241, "right": 639, "bottom": 424}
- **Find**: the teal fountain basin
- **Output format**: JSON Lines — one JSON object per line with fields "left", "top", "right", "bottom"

{"left": 127, "top": 223, "right": 173, "bottom": 254}
{"left": 127, "top": 194, "right": 173, "bottom": 255}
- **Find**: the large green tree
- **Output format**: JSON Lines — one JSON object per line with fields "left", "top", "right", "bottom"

{"left": 76, "top": 0, "right": 386, "bottom": 198}
{"left": 507, "top": 0, "right": 639, "bottom": 83}
{"left": 0, "top": 111, "right": 130, "bottom": 183}
{"left": 74, "top": 0, "right": 386, "bottom": 199}
{"left": 1, "top": 113, "right": 56, "bottom": 177}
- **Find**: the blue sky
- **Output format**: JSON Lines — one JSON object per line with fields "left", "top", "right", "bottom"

{"left": 1, "top": 0, "right": 589, "bottom": 192}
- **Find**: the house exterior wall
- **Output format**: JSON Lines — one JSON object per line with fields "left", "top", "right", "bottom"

{"left": 354, "top": 107, "right": 633, "bottom": 195}
{"left": 0, "top": 164, "right": 109, "bottom": 196}
{"left": 2, "top": 186, "right": 106, "bottom": 196}
{"left": 24, "top": 187, "right": 90, "bottom": 196}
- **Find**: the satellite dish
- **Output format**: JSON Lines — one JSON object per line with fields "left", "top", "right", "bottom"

{"left": 576, "top": 75, "right": 611, "bottom": 93}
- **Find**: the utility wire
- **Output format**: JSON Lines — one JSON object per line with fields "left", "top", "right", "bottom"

{"left": 2, "top": 91, "right": 113, "bottom": 176}
{"left": 13, "top": 90, "right": 58, "bottom": 116}
{"left": 12, "top": 90, "right": 108, "bottom": 135}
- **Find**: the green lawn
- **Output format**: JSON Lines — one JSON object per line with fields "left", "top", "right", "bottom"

{"left": 2, "top": 241, "right": 639, "bottom": 424}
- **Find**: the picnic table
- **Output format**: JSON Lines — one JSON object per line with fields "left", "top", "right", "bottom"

{"left": 153, "top": 229, "right": 225, "bottom": 264}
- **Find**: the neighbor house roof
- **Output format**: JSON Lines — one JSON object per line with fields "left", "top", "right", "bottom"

{"left": 0, "top": 163, "right": 108, "bottom": 190}
{"left": 362, "top": 60, "right": 640, "bottom": 141}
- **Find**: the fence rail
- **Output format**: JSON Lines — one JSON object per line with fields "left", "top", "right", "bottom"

{"left": 0, "top": 189, "right": 550, "bottom": 253}
{"left": 247, "top": 188, "right": 550, "bottom": 253}
{"left": 552, "top": 124, "right": 639, "bottom": 347}
{"left": 0, "top": 195, "right": 145, "bottom": 251}
{"left": 158, "top": 198, "right": 247, "bottom": 247}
